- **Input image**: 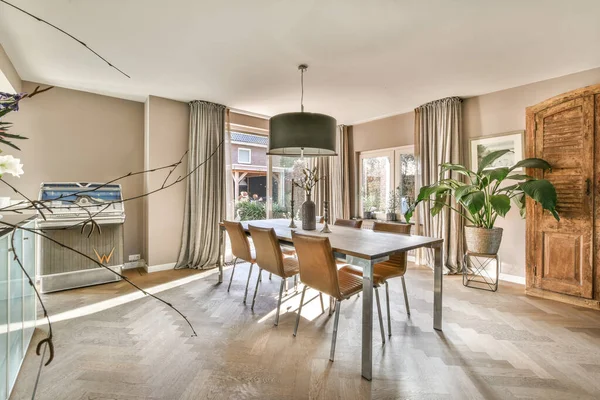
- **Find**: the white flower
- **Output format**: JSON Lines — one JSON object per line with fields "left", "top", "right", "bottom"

{"left": 0, "top": 155, "right": 24, "bottom": 177}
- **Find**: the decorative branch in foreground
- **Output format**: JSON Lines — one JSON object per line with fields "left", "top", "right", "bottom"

{"left": 0, "top": 1, "right": 130, "bottom": 78}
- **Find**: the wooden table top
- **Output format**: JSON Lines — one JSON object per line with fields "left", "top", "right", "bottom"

{"left": 226, "top": 219, "right": 443, "bottom": 260}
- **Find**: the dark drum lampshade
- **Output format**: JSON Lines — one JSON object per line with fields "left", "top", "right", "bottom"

{"left": 268, "top": 112, "right": 337, "bottom": 156}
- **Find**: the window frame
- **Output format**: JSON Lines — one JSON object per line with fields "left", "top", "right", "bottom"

{"left": 237, "top": 147, "right": 252, "bottom": 164}
{"left": 358, "top": 145, "right": 415, "bottom": 216}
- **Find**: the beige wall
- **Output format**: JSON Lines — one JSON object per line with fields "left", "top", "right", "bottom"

{"left": 3, "top": 81, "right": 145, "bottom": 258}
{"left": 145, "top": 96, "right": 189, "bottom": 267}
{"left": 350, "top": 66, "right": 600, "bottom": 278}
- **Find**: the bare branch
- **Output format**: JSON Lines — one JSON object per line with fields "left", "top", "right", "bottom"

{"left": 0, "top": 1, "right": 130, "bottom": 78}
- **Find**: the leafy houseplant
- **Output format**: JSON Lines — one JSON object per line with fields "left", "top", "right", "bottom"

{"left": 416, "top": 149, "right": 559, "bottom": 254}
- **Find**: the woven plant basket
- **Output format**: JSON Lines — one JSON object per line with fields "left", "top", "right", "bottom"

{"left": 464, "top": 226, "right": 503, "bottom": 255}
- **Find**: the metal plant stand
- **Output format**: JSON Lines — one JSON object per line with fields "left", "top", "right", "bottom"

{"left": 462, "top": 251, "right": 500, "bottom": 292}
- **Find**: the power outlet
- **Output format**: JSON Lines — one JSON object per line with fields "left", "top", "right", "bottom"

{"left": 129, "top": 254, "right": 141, "bottom": 262}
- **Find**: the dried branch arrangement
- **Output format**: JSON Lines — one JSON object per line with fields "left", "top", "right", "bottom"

{"left": 292, "top": 166, "right": 322, "bottom": 196}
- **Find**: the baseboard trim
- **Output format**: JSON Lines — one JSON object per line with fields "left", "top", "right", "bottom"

{"left": 123, "top": 260, "right": 147, "bottom": 270}
{"left": 499, "top": 273, "right": 525, "bottom": 285}
{"left": 145, "top": 262, "right": 176, "bottom": 273}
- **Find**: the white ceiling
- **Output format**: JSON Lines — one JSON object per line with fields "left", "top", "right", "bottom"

{"left": 1, "top": 0, "right": 599, "bottom": 124}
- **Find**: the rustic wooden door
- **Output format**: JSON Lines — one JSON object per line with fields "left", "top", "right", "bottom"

{"left": 527, "top": 94, "right": 595, "bottom": 298}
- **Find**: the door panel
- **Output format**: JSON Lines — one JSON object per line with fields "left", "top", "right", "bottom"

{"left": 533, "top": 95, "right": 594, "bottom": 298}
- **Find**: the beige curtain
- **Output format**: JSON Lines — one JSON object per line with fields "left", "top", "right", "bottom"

{"left": 414, "top": 97, "right": 463, "bottom": 274}
{"left": 176, "top": 101, "right": 227, "bottom": 269}
{"left": 312, "top": 125, "right": 350, "bottom": 222}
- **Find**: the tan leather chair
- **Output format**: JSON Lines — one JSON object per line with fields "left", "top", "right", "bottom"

{"left": 346, "top": 221, "right": 411, "bottom": 338}
{"left": 316, "top": 215, "right": 325, "bottom": 224}
{"left": 248, "top": 225, "right": 300, "bottom": 326}
{"left": 223, "top": 221, "right": 257, "bottom": 304}
{"left": 291, "top": 232, "right": 385, "bottom": 361}
{"left": 334, "top": 219, "right": 363, "bottom": 229}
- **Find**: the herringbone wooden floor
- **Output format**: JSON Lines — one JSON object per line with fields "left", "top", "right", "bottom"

{"left": 10, "top": 264, "right": 600, "bottom": 399}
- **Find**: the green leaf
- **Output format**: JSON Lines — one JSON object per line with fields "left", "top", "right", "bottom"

{"left": 512, "top": 193, "right": 526, "bottom": 218}
{"left": 519, "top": 179, "right": 559, "bottom": 221}
{"left": 431, "top": 193, "right": 448, "bottom": 216}
{"left": 0, "top": 132, "right": 28, "bottom": 140}
{"left": 440, "top": 163, "right": 475, "bottom": 178}
{"left": 460, "top": 190, "right": 485, "bottom": 215}
{"left": 510, "top": 158, "right": 552, "bottom": 172}
{"left": 0, "top": 138, "right": 21, "bottom": 151}
{"left": 416, "top": 183, "right": 451, "bottom": 203}
{"left": 478, "top": 149, "right": 513, "bottom": 173}
{"left": 489, "top": 194, "right": 511, "bottom": 217}
{"left": 454, "top": 184, "right": 477, "bottom": 201}
{"left": 483, "top": 167, "right": 509, "bottom": 183}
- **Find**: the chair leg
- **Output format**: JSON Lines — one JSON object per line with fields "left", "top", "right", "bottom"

{"left": 401, "top": 276, "right": 411, "bottom": 316}
{"left": 242, "top": 263, "right": 254, "bottom": 304}
{"left": 385, "top": 281, "right": 392, "bottom": 337}
{"left": 329, "top": 300, "right": 341, "bottom": 362}
{"left": 275, "top": 278, "right": 285, "bottom": 326}
{"left": 251, "top": 268, "right": 262, "bottom": 310}
{"left": 269, "top": 273, "right": 272, "bottom": 280}
{"left": 293, "top": 286, "right": 307, "bottom": 337}
{"left": 227, "top": 257, "right": 238, "bottom": 292}
{"left": 319, "top": 292, "right": 325, "bottom": 313}
{"left": 294, "top": 275, "right": 298, "bottom": 292}
{"left": 285, "top": 277, "right": 289, "bottom": 293}
{"left": 375, "top": 286, "right": 385, "bottom": 344}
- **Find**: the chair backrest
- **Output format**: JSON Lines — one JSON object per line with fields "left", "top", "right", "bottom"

{"left": 372, "top": 221, "right": 411, "bottom": 235}
{"left": 292, "top": 232, "right": 341, "bottom": 299}
{"left": 248, "top": 225, "right": 284, "bottom": 277}
{"left": 372, "top": 221, "right": 409, "bottom": 273}
{"left": 334, "top": 219, "right": 363, "bottom": 229}
{"left": 223, "top": 221, "right": 252, "bottom": 262}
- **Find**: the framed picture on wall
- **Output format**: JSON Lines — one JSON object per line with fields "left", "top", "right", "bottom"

{"left": 469, "top": 130, "right": 524, "bottom": 172}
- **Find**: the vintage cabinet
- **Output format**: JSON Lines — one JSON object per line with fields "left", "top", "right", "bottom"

{"left": 525, "top": 84, "right": 600, "bottom": 308}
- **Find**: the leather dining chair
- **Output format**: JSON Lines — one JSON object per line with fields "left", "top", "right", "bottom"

{"left": 248, "top": 225, "right": 300, "bottom": 326}
{"left": 334, "top": 218, "right": 363, "bottom": 229}
{"left": 223, "top": 221, "right": 257, "bottom": 304}
{"left": 346, "top": 221, "right": 411, "bottom": 338}
{"left": 291, "top": 232, "right": 385, "bottom": 361}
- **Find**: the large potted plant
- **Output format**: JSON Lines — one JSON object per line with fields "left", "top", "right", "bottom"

{"left": 415, "top": 149, "right": 559, "bottom": 254}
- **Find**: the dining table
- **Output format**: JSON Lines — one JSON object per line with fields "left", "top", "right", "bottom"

{"left": 217, "top": 218, "right": 444, "bottom": 381}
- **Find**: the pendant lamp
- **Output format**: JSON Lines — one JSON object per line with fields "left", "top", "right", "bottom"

{"left": 268, "top": 65, "right": 337, "bottom": 157}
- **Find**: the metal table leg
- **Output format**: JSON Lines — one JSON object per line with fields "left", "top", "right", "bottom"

{"left": 218, "top": 228, "right": 224, "bottom": 284}
{"left": 433, "top": 244, "right": 443, "bottom": 331}
{"left": 347, "top": 255, "right": 388, "bottom": 381}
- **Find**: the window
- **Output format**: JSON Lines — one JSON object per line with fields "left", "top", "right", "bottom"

{"left": 238, "top": 148, "right": 251, "bottom": 164}
{"left": 359, "top": 146, "right": 415, "bottom": 218}
{"left": 269, "top": 155, "right": 312, "bottom": 220}
{"left": 360, "top": 151, "right": 393, "bottom": 213}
